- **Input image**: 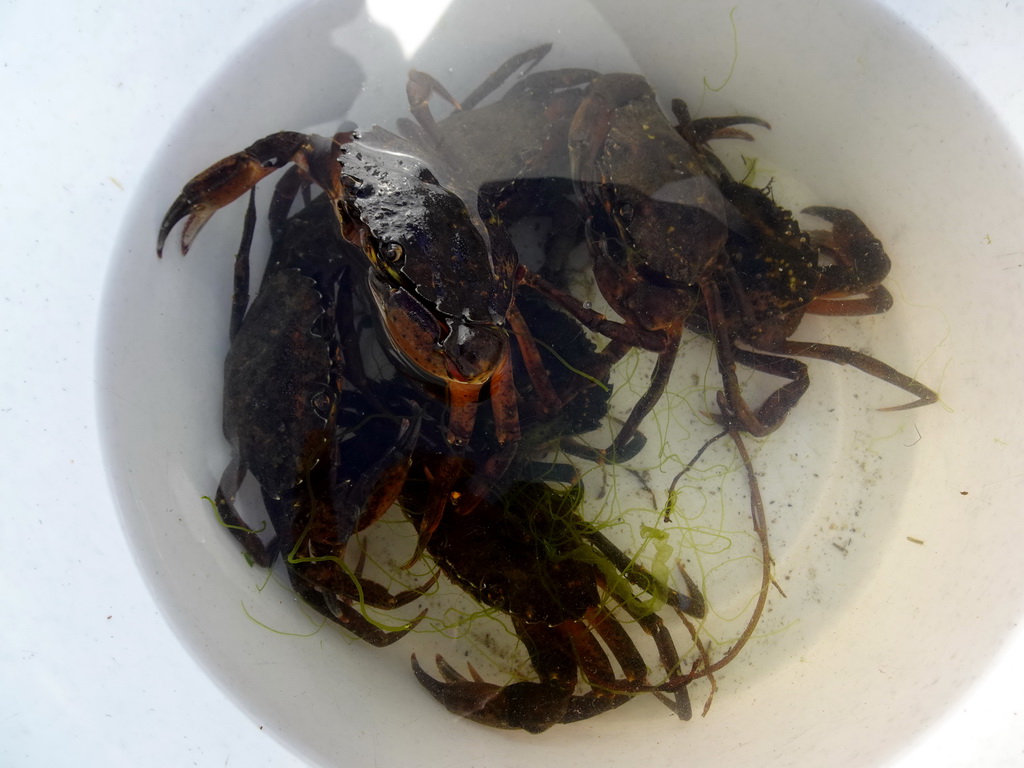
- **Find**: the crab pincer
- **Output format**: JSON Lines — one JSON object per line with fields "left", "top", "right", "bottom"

{"left": 157, "top": 131, "right": 341, "bottom": 257}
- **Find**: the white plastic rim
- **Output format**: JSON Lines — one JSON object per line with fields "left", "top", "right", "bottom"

{"left": 98, "top": 1, "right": 1024, "bottom": 766}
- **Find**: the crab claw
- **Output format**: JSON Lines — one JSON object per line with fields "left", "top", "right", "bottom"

{"left": 411, "top": 654, "right": 573, "bottom": 733}
{"left": 802, "top": 206, "right": 893, "bottom": 314}
{"left": 671, "top": 98, "right": 771, "bottom": 144}
{"left": 653, "top": 681, "right": 694, "bottom": 721}
{"left": 802, "top": 206, "right": 891, "bottom": 286}
{"left": 322, "top": 598, "right": 427, "bottom": 648}
{"left": 156, "top": 131, "right": 328, "bottom": 257}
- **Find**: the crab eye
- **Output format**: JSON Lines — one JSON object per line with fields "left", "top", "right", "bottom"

{"left": 310, "top": 390, "right": 333, "bottom": 421}
{"left": 482, "top": 580, "right": 505, "bottom": 607}
{"left": 382, "top": 242, "right": 404, "bottom": 263}
{"left": 617, "top": 202, "right": 635, "bottom": 223}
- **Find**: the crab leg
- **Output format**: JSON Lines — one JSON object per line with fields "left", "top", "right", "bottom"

{"left": 758, "top": 340, "right": 938, "bottom": 411}
{"left": 228, "top": 188, "right": 257, "bottom": 340}
{"left": 297, "top": 557, "right": 430, "bottom": 648}
{"left": 315, "top": 598, "right": 427, "bottom": 648}
{"left": 213, "top": 454, "right": 277, "bottom": 568}
{"left": 583, "top": 525, "right": 706, "bottom": 619}
{"left": 580, "top": 605, "right": 648, "bottom": 686}
{"left": 506, "top": 303, "right": 561, "bottom": 416}
{"left": 412, "top": 618, "right": 578, "bottom": 733}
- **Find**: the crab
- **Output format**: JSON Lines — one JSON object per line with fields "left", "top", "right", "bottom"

{"left": 403, "top": 458, "right": 706, "bottom": 732}
{"left": 157, "top": 125, "right": 568, "bottom": 549}
{"left": 530, "top": 72, "right": 938, "bottom": 452}
{"left": 209, "top": 194, "right": 432, "bottom": 644}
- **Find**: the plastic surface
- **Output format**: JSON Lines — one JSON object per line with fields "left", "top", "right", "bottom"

{"left": 3, "top": 1, "right": 1024, "bottom": 765}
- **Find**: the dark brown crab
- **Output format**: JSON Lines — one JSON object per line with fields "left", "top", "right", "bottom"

{"left": 210, "top": 195, "right": 432, "bottom": 645}
{"left": 401, "top": 411, "right": 777, "bottom": 732}
{"left": 158, "top": 125, "right": 558, "bottom": 454}
{"left": 158, "top": 125, "right": 568, "bottom": 551}
{"left": 528, "top": 73, "right": 937, "bottom": 453}
{"left": 403, "top": 459, "right": 705, "bottom": 732}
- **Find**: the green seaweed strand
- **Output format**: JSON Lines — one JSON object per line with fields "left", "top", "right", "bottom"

{"left": 703, "top": 7, "right": 739, "bottom": 94}
{"left": 530, "top": 335, "right": 610, "bottom": 392}
{"left": 204, "top": 495, "right": 267, "bottom": 536}
{"left": 241, "top": 601, "right": 327, "bottom": 638}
